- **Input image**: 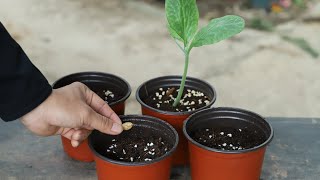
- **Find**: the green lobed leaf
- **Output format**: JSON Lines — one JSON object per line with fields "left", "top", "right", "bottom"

{"left": 165, "top": 0, "right": 199, "bottom": 45}
{"left": 190, "top": 15, "right": 245, "bottom": 48}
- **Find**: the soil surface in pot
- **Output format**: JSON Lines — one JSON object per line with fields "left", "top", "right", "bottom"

{"left": 191, "top": 124, "right": 267, "bottom": 151}
{"left": 101, "top": 135, "right": 170, "bottom": 162}
{"left": 144, "top": 87, "right": 211, "bottom": 112}
{"left": 90, "top": 87, "right": 122, "bottom": 104}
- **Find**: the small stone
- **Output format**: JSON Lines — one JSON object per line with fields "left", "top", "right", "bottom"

{"left": 159, "top": 88, "right": 163, "bottom": 91}
{"left": 149, "top": 142, "right": 154, "bottom": 146}
{"left": 220, "top": 132, "right": 224, "bottom": 135}
{"left": 156, "top": 103, "right": 160, "bottom": 108}
{"left": 229, "top": 144, "right": 233, "bottom": 147}
{"left": 144, "top": 147, "right": 148, "bottom": 151}
{"left": 187, "top": 93, "right": 192, "bottom": 97}
{"left": 162, "top": 91, "right": 165, "bottom": 96}
{"left": 155, "top": 92, "right": 159, "bottom": 97}
{"left": 130, "top": 157, "right": 134, "bottom": 162}
{"left": 222, "top": 143, "right": 227, "bottom": 146}
{"left": 145, "top": 158, "right": 152, "bottom": 161}
{"left": 190, "top": 101, "right": 195, "bottom": 105}
{"left": 158, "top": 95, "right": 162, "bottom": 99}
{"left": 209, "top": 135, "right": 213, "bottom": 138}
{"left": 110, "top": 94, "right": 114, "bottom": 98}
{"left": 122, "top": 149, "right": 126, "bottom": 154}
{"left": 112, "top": 139, "right": 116, "bottom": 142}
{"left": 239, "top": 129, "right": 242, "bottom": 132}
{"left": 205, "top": 129, "right": 209, "bottom": 131}
{"left": 122, "top": 122, "right": 133, "bottom": 131}
{"left": 134, "top": 144, "right": 138, "bottom": 148}
{"left": 107, "top": 149, "right": 110, "bottom": 152}
{"left": 153, "top": 98, "right": 156, "bottom": 100}
{"left": 227, "top": 134, "right": 232, "bottom": 137}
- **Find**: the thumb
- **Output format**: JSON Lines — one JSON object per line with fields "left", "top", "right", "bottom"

{"left": 83, "top": 108, "right": 123, "bottom": 135}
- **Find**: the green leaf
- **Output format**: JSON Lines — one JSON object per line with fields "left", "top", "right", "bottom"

{"left": 191, "top": 15, "right": 245, "bottom": 48}
{"left": 167, "top": 24, "right": 183, "bottom": 42}
{"left": 165, "top": 0, "right": 199, "bottom": 45}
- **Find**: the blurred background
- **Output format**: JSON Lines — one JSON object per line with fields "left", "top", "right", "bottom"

{"left": 1, "top": 0, "right": 319, "bottom": 117}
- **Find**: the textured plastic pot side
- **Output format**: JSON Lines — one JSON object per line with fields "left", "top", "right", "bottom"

{"left": 53, "top": 72, "right": 131, "bottom": 162}
{"left": 183, "top": 107, "right": 274, "bottom": 180}
{"left": 89, "top": 115, "right": 179, "bottom": 180}
{"left": 136, "top": 76, "right": 216, "bottom": 165}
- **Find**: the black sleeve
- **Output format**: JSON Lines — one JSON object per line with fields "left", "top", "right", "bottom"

{"left": 0, "top": 22, "right": 52, "bottom": 122}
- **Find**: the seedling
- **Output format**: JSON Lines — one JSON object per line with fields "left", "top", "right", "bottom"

{"left": 165, "top": 0, "right": 245, "bottom": 107}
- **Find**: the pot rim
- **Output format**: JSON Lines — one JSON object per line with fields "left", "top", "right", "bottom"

{"left": 52, "top": 71, "right": 131, "bottom": 106}
{"left": 183, "top": 107, "right": 274, "bottom": 154}
{"left": 88, "top": 114, "right": 179, "bottom": 166}
{"left": 135, "top": 75, "right": 217, "bottom": 115}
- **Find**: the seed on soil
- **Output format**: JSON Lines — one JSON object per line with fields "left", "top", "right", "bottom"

{"left": 122, "top": 122, "right": 133, "bottom": 131}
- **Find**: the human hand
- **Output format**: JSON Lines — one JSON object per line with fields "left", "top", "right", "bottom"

{"left": 21, "top": 82, "right": 123, "bottom": 147}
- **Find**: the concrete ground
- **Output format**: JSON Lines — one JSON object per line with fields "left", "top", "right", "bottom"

{"left": 1, "top": 0, "right": 319, "bottom": 118}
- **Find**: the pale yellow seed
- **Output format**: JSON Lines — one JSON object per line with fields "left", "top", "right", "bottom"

{"left": 122, "top": 122, "right": 133, "bottom": 131}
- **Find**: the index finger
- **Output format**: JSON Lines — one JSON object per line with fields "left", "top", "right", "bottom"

{"left": 83, "top": 85, "right": 122, "bottom": 125}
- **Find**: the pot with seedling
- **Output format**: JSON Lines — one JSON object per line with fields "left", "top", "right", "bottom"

{"left": 53, "top": 72, "right": 131, "bottom": 162}
{"left": 136, "top": 0, "right": 245, "bottom": 165}
{"left": 183, "top": 107, "right": 274, "bottom": 180}
{"left": 88, "top": 115, "right": 178, "bottom": 180}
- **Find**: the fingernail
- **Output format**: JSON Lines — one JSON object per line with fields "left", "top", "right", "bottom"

{"left": 111, "top": 123, "right": 123, "bottom": 133}
{"left": 71, "top": 140, "right": 79, "bottom": 148}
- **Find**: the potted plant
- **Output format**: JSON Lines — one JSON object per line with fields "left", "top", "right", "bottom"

{"left": 183, "top": 107, "right": 274, "bottom": 180}
{"left": 136, "top": 0, "right": 245, "bottom": 165}
{"left": 52, "top": 72, "right": 131, "bottom": 162}
{"left": 88, "top": 115, "right": 179, "bottom": 180}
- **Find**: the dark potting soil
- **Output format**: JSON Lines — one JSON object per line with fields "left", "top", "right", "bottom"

{"left": 91, "top": 88, "right": 121, "bottom": 104}
{"left": 144, "top": 87, "right": 211, "bottom": 112}
{"left": 191, "top": 125, "right": 267, "bottom": 151}
{"left": 102, "top": 135, "right": 170, "bottom": 162}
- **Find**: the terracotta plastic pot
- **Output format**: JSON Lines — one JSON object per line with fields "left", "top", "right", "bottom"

{"left": 52, "top": 72, "right": 131, "bottom": 162}
{"left": 136, "top": 76, "right": 216, "bottom": 165}
{"left": 183, "top": 107, "right": 274, "bottom": 180}
{"left": 88, "top": 115, "right": 179, "bottom": 180}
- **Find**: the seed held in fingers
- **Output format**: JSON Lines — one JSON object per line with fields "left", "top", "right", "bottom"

{"left": 122, "top": 122, "right": 133, "bottom": 131}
